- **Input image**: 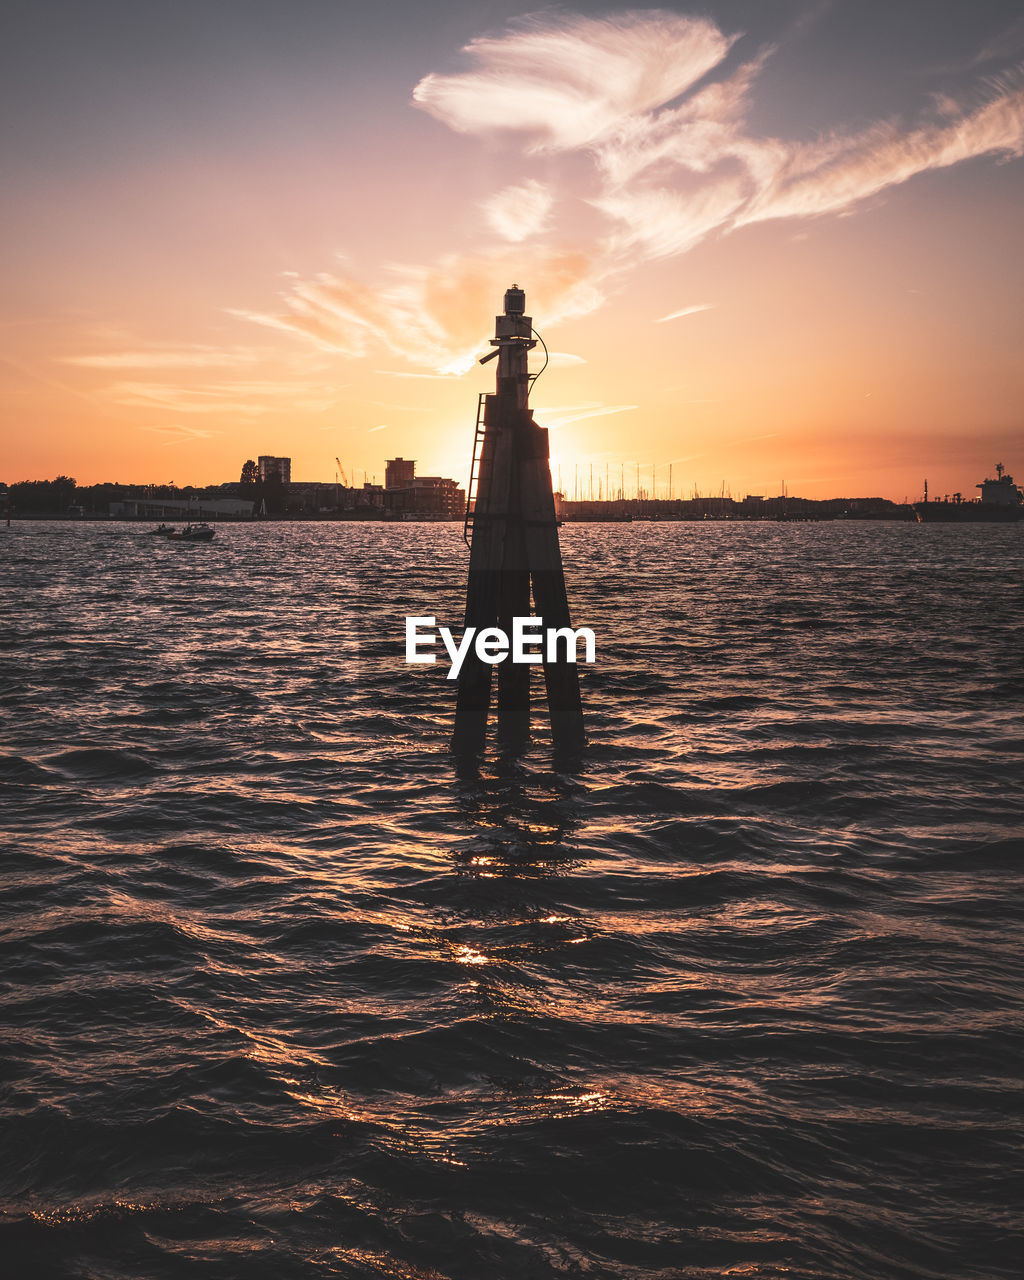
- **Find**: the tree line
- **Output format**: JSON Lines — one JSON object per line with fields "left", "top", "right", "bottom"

{"left": 2, "top": 462, "right": 288, "bottom": 514}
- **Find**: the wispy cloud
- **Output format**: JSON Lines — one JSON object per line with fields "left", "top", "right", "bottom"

{"left": 413, "top": 13, "right": 1024, "bottom": 288}
{"left": 231, "top": 11, "right": 1024, "bottom": 369}
{"left": 109, "top": 379, "right": 337, "bottom": 416}
{"left": 374, "top": 369, "right": 464, "bottom": 380}
{"left": 233, "top": 249, "right": 602, "bottom": 376}
{"left": 413, "top": 13, "right": 736, "bottom": 152}
{"left": 363, "top": 399, "right": 422, "bottom": 411}
{"left": 731, "top": 88, "right": 1024, "bottom": 229}
{"left": 60, "top": 346, "right": 259, "bottom": 370}
{"left": 728, "top": 431, "right": 780, "bottom": 446}
{"left": 534, "top": 401, "right": 638, "bottom": 428}
{"left": 481, "top": 179, "right": 554, "bottom": 241}
{"left": 368, "top": 423, "right": 388, "bottom": 432}
{"left": 656, "top": 304, "right": 715, "bottom": 323}
{"left": 970, "top": 15, "right": 1024, "bottom": 67}
{"left": 140, "top": 422, "right": 216, "bottom": 442}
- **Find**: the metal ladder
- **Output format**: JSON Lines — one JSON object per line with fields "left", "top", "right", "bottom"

{"left": 462, "top": 393, "right": 487, "bottom": 546}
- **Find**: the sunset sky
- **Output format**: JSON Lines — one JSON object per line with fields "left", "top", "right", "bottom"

{"left": 3, "top": 0, "right": 1022, "bottom": 500}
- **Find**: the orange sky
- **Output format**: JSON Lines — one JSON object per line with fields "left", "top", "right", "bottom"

{"left": 2, "top": 3, "right": 1022, "bottom": 500}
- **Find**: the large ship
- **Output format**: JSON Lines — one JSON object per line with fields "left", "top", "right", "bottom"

{"left": 914, "top": 462, "right": 1023, "bottom": 523}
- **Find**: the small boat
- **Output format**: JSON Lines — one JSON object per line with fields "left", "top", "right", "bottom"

{"left": 168, "top": 522, "right": 215, "bottom": 542}
{"left": 148, "top": 524, "right": 176, "bottom": 536}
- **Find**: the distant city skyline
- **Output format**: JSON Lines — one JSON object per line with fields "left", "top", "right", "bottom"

{"left": 2, "top": 1, "right": 1022, "bottom": 499}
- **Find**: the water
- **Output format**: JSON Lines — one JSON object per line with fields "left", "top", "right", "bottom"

{"left": 1, "top": 520, "right": 1021, "bottom": 1280}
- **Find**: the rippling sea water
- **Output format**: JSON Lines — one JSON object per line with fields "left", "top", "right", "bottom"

{"left": 1, "top": 519, "right": 1021, "bottom": 1280}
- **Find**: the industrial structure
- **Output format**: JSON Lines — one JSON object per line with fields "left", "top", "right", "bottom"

{"left": 454, "top": 285, "right": 585, "bottom": 752}
{"left": 915, "top": 461, "right": 1023, "bottom": 522}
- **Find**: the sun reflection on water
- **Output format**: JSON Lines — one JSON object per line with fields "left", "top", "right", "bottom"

{"left": 451, "top": 944, "right": 493, "bottom": 966}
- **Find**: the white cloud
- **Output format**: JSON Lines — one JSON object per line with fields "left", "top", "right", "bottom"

{"left": 481, "top": 179, "right": 554, "bottom": 241}
{"left": 228, "top": 12, "right": 1024, "bottom": 374}
{"left": 593, "top": 56, "right": 771, "bottom": 187}
{"left": 413, "top": 12, "right": 736, "bottom": 152}
{"left": 595, "top": 179, "right": 748, "bottom": 260}
{"left": 416, "top": 12, "right": 1024, "bottom": 266}
{"left": 735, "top": 87, "right": 1024, "bottom": 227}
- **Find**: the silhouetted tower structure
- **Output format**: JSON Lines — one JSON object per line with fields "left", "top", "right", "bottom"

{"left": 385, "top": 457, "right": 415, "bottom": 489}
{"left": 455, "top": 286, "right": 584, "bottom": 752}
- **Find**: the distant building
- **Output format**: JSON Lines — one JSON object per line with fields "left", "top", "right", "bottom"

{"left": 109, "top": 496, "right": 254, "bottom": 521}
{"left": 358, "top": 483, "right": 386, "bottom": 509}
{"left": 287, "top": 481, "right": 344, "bottom": 512}
{"left": 385, "top": 457, "right": 416, "bottom": 489}
{"left": 384, "top": 475, "right": 464, "bottom": 519}
{"left": 258, "top": 455, "right": 291, "bottom": 484}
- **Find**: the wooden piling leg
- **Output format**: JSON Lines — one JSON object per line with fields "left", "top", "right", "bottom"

{"left": 454, "top": 568, "right": 501, "bottom": 754}
{"left": 453, "top": 401, "right": 512, "bottom": 753}
{"left": 495, "top": 414, "right": 531, "bottom": 743}
{"left": 518, "top": 417, "right": 585, "bottom": 751}
{"left": 496, "top": 565, "right": 532, "bottom": 743}
{"left": 530, "top": 562, "right": 585, "bottom": 751}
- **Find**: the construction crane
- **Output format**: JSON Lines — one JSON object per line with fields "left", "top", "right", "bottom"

{"left": 335, "top": 457, "right": 349, "bottom": 487}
